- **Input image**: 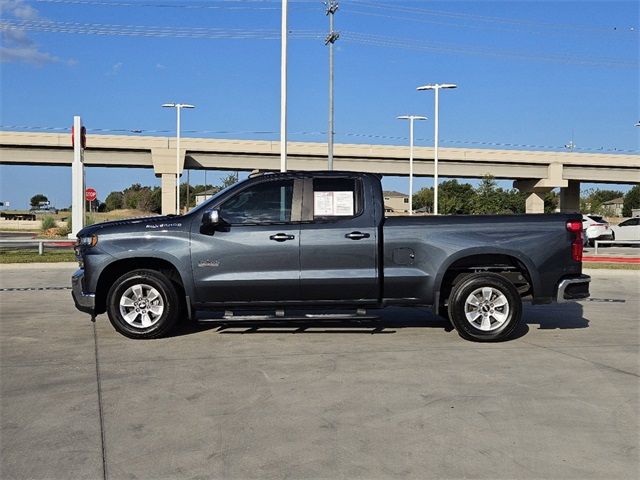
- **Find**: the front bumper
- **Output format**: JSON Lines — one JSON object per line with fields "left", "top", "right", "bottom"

{"left": 557, "top": 275, "right": 591, "bottom": 303}
{"left": 71, "top": 269, "right": 96, "bottom": 315}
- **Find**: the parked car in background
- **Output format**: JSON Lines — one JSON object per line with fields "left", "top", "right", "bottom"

{"left": 610, "top": 218, "right": 640, "bottom": 243}
{"left": 582, "top": 214, "right": 612, "bottom": 246}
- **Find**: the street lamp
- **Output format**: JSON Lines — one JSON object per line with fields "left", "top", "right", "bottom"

{"left": 397, "top": 115, "right": 427, "bottom": 215}
{"left": 162, "top": 102, "right": 195, "bottom": 214}
{"left": 416, "top": 83, "right": 457, "bottom": 215}
{"left": 280, "top": 0, "right": 288, "bottom": 172}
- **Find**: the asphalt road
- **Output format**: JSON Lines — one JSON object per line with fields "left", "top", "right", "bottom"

{"left": 1, "top": 264, "right": 638, "bottom": 480}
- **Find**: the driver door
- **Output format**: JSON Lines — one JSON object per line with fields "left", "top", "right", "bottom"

{"left": 190, "top": 178, "right": 302, "bottom": 305}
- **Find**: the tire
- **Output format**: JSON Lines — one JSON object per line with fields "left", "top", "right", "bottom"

{"left": 447, "top": 273, "right": 522, "bottom": 342}
{"left": 106, "top": 269, "right": 181, "bottom": 339}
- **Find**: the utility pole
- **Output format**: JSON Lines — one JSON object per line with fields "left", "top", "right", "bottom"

{"left": 325, "top": 0, "right": 339, "bottom": 170}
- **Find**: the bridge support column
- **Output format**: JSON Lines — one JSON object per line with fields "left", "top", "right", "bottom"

{"left": 514, "top": 163, "right": 568, "bottom": 214}
{"left": 160, "top": 174, "right": 177, "bottom": 215}
{"left": 559, "top": 180, "right": 580, "bottom": 213}
{"left": 152, "top": 147, "right": 186, "bottom": 215}
{"left": 525, "top": 191, "right": 546, "bottom": 214}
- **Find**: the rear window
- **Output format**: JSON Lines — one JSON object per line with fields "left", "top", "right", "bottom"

{"left": 587, "top": 215, "right": 605, "bottom": 223}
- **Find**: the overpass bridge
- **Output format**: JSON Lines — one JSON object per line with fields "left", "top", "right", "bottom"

{"left": 1, "top": 131, "right": 638, "bottom": 215}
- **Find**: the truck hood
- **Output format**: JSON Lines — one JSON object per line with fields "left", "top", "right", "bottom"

{"left": 76, "top": 214, "right": 185, "bottom": 237}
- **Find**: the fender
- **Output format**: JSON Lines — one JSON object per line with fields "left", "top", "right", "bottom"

{"left": 433, "top": 246, "right": 540, "bottom": 310}
{"left": 92, "top": 249, "right": 195, "bottom": 301}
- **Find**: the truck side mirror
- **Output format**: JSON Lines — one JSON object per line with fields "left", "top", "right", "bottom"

{"left": 203, "top": 209, "right": 220, "bottom": 226}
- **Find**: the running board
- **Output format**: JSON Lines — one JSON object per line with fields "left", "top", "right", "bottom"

{"left": 199, "top": 309, "right": 379, "bottom": 323}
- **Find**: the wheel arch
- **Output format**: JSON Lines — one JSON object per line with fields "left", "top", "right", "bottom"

{"left": 433, "top": 248, "right": 539, "bottom": 314}
{"left": 94, "top": 254, "right": 190, "bottom": 315}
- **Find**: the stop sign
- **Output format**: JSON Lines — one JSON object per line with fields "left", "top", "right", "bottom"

{"left": 85, "top": 188, "right": 97, "bottom": 202}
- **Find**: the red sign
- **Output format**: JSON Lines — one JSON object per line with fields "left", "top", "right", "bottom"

{"left": 85, "top": 188, "right": 97, "bottom": 202}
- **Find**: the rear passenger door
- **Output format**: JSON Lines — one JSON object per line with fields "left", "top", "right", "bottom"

{"left": 299, "top": 176, "right": 379, "bottom": 302}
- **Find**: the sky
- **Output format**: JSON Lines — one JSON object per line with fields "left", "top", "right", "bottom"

{"left": 0, "top": 0, "right": 638, "bottom": 209}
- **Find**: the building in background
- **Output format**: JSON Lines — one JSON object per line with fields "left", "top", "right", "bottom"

{"left": 383, "top": 191, "right": 409, "bottom": 213}
{"left": 601, "top": 197, "right": 624, "bottom": 217}
{"left": 195, "top": 188, "right": 219, "bottom": 206}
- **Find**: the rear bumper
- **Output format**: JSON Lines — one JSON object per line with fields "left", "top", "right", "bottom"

{"left": 71, "top": 269, "right": 96, "bottom": 315}
{"left": 557, "top": 275, "right": 591, "bottom": 303}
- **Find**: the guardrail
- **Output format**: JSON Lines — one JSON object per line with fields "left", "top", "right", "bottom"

{"left": 0, "top": 239, "right": 75, "bottom": 255}
{"left": 594, "top": 239, "right": 640, "bottom": 254}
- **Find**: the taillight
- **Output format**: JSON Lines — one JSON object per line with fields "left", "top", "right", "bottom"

{"left": 566, "top": 220, "right": 583, "bottom": 262}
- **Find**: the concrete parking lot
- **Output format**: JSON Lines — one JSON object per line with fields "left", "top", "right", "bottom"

{"left": 1, "top": 263, "right": 638, "bottom": 480}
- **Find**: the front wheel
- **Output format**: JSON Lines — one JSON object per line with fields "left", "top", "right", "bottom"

{"left": 447, "top": 273, "right": 522, "bottom": 342}
{"left": 106, "top": 269, "right": 181, "bottom": 339}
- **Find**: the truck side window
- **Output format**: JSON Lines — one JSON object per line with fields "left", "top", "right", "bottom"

{"left": 312, "top": 178, "right": 362, "bottom": 219}
{"left": 221, "top": 180, "right": 293, "bottom": 225}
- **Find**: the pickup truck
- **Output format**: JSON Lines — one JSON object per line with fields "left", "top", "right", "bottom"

{"left": 72, "top": 171, "right": 590, "bottom": 342}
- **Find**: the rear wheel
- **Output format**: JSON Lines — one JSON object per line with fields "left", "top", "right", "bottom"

{"left": 106, "top": 269, "right": 180, "bottom": 339}
{"left": 447, "top": 273, "right": 522, "bottom": 342}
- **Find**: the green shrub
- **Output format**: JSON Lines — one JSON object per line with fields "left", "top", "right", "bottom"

{"left": 85, "top": 214, "right": 95, "bottom": 226}
{"left": 56, "top": 224, "right": 71, "bottom": 237}
{"left": 41, "top": 215, "right": 56, "bottom": 231}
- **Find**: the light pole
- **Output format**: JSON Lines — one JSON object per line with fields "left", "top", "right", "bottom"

{"left": 416, "top": 83, "right": 457, "bottom": 215}
{"left": 280, "top": 0, "right": 288, "bottom": 172}
{"left": 397, "top": 115, "right": 427, "bottom": 215}
{"left": 162, "top": 102, "right": 195, "bottom": 214}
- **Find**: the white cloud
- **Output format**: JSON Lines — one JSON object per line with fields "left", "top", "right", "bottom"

{"left": 0, "top": 0, "right": 39, "bottom": 20}
{"left": 0, "top": 0, "right": 70, "bottom": 66}
{"left": 156, "top": 63, "right": 167, "bottom": 70}
{"left": 0, "top": 45, "right": 58, "bottom": 64}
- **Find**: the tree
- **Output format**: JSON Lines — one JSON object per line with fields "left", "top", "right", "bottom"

{"left": 544, "top": 191, "right": 559, "bottom": 214}
{"left": 622, "top": 185, "right": 640, "bottom": 217}
{"left": 471, "top": 175, "right": 504, "bottom": 214}
{"left": 580, "top": 188, "right": 625, "bottom": 215}
{"left": 122, "top": 184, "right": 159, "bottom": 212}
{"left": 218, "top": 172, "right": 239, "bottom": 190}
{"left": 30, "top": 194, "right": 48, "bottom": 207}
{"left": 439, "top": 180, "right": 474, "bottom": 214}
{"left": 412, "top": 187, "right": 433, "bottom": 212}
{"left": 104, "top": 191, "right": 124, "bottom": 211}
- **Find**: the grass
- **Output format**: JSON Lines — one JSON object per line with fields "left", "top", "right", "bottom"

{"left": 583, "top": 262, "right": 640, "bottom": 270}
{"left": 0, "top": 249, "right": 76, "bottom": 264}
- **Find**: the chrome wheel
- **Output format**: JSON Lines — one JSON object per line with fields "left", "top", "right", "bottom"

{"left": 118, "top": 283, "right": 164, "bottom": 329}
{"left": 464, "top": 286, "right": 510, "bottom": 332}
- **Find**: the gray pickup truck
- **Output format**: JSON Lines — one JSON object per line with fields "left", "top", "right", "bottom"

{"left": 72, "top": 171, "right": 590, "bottom": 341}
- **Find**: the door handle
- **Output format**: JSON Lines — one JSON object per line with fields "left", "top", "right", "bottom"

{"left": 269, "top": 233, "right": 295, "bottom": 242}
{"left": 345, "top": 231, "right": 370, "bottom": 240}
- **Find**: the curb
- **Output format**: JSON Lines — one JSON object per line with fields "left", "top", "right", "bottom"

{"left": 583, "top": 256, "right": 640, "bottom": 264}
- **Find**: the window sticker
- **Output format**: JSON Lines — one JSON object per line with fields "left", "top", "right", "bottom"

{"left": 314, "top": 191, "right": 354, "bottom": 216}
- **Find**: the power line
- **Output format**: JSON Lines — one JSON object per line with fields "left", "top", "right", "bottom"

{"left": 1, "top": 19, "right": 321, "bottom": 39}
{"left": 32, "top": 0, "right": 318, "bottom": 9}
{"left": 2, "top": 19, "right": 633, "bottom": 68}
{"left": 350, "top": 0, "right": 638, "bottom": 36}
{"left": 341, "top": 31, "right": 636, "bottom": 68}
{"left": 344, "top": 7, "right": 638, "bottom": 39}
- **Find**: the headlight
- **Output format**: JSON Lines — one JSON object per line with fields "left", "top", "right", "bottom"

{"left": 77, "top": 234, "right": 98, "bottom": 247}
